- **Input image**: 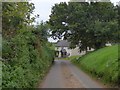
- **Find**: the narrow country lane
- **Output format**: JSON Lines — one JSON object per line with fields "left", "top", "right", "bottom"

{"left": 39, "top": 60, "right": 106, "bottom": 88}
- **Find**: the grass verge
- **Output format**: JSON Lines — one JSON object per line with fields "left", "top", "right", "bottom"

{"left": 71, "top": 45, "right": 119, "bottom": 87}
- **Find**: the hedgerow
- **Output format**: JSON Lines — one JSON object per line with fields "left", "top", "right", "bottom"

{"left": 2, "top": 29, "right": 55, "bottom": 88}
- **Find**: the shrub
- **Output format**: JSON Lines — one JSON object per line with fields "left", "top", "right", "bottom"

{"left": 2, "top": 29, "right": 55, "bottom": 88}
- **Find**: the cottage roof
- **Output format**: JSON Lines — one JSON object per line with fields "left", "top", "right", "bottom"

{"left": 56, "top": 40, "right": 70, "bottom": 47}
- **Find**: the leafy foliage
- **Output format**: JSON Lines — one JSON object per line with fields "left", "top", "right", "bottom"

{"left": 2, "top": 2, "right": 35, "bottom": 39}
{"left": 48, "top": 2, "right": 118, "bottom": 50}
{"left": 2, "top": 2, "right": 55, "bottom": 88}
{"left": 35, "top": 21, "right": 49, "bottom": 42}
{"left": 2, "top": 29, "right": 55, "bottom": 88}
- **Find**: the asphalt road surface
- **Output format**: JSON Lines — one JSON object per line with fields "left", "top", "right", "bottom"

{"left": 39, "top": 60, "right": 106, "bottom": 88}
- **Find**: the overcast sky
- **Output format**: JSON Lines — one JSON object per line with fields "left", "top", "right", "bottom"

{"left": 29, "top": 0, "right": 120, "bottom": 42}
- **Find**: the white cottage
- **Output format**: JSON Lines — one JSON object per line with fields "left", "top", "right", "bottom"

{"left": 55, "top": 40, "right": 87, "bottom": 58}
{"left": 55, "top": 40, "right": 112, "bottom": 58}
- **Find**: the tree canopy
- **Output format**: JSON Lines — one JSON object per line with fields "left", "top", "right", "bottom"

{"left": 48, "top": 2, "right": 119, "bottom": 51}
{"left": 2, "top": 2, "right": 35, "bottom": 39}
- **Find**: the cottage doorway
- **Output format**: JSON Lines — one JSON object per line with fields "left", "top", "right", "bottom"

{"left": 60, "top": 48, "right": 67, "bottom": 58}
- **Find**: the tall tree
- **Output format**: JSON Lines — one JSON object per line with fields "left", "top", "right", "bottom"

{"left": 2, "top": 2, "right": 35, "bottom": 39}
{"left": 48, "top": 2, "right": 118, "bottom": 51}
{"left": 35, "top": 21, "right": 49, "bottom": 42}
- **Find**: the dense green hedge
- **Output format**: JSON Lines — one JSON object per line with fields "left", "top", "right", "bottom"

{"left": 2, "top": 30, "right": 55, "bottom": 88}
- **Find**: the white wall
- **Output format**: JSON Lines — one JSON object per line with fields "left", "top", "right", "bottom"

{"left": 55, "top": 47, "right": 61, "bottom": 57}
{"left": 70, "top": 47, "right": 86, "bottom": 56}
{"left": 105, "top": 43, "right": 112, "bottom": 46}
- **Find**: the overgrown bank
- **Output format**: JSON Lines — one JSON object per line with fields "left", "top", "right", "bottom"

{"left": 72, "top": 45, "right": 119, "bottom": 87}
{"left": 2, "top": 29, "right": 55, "bottom": 88}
